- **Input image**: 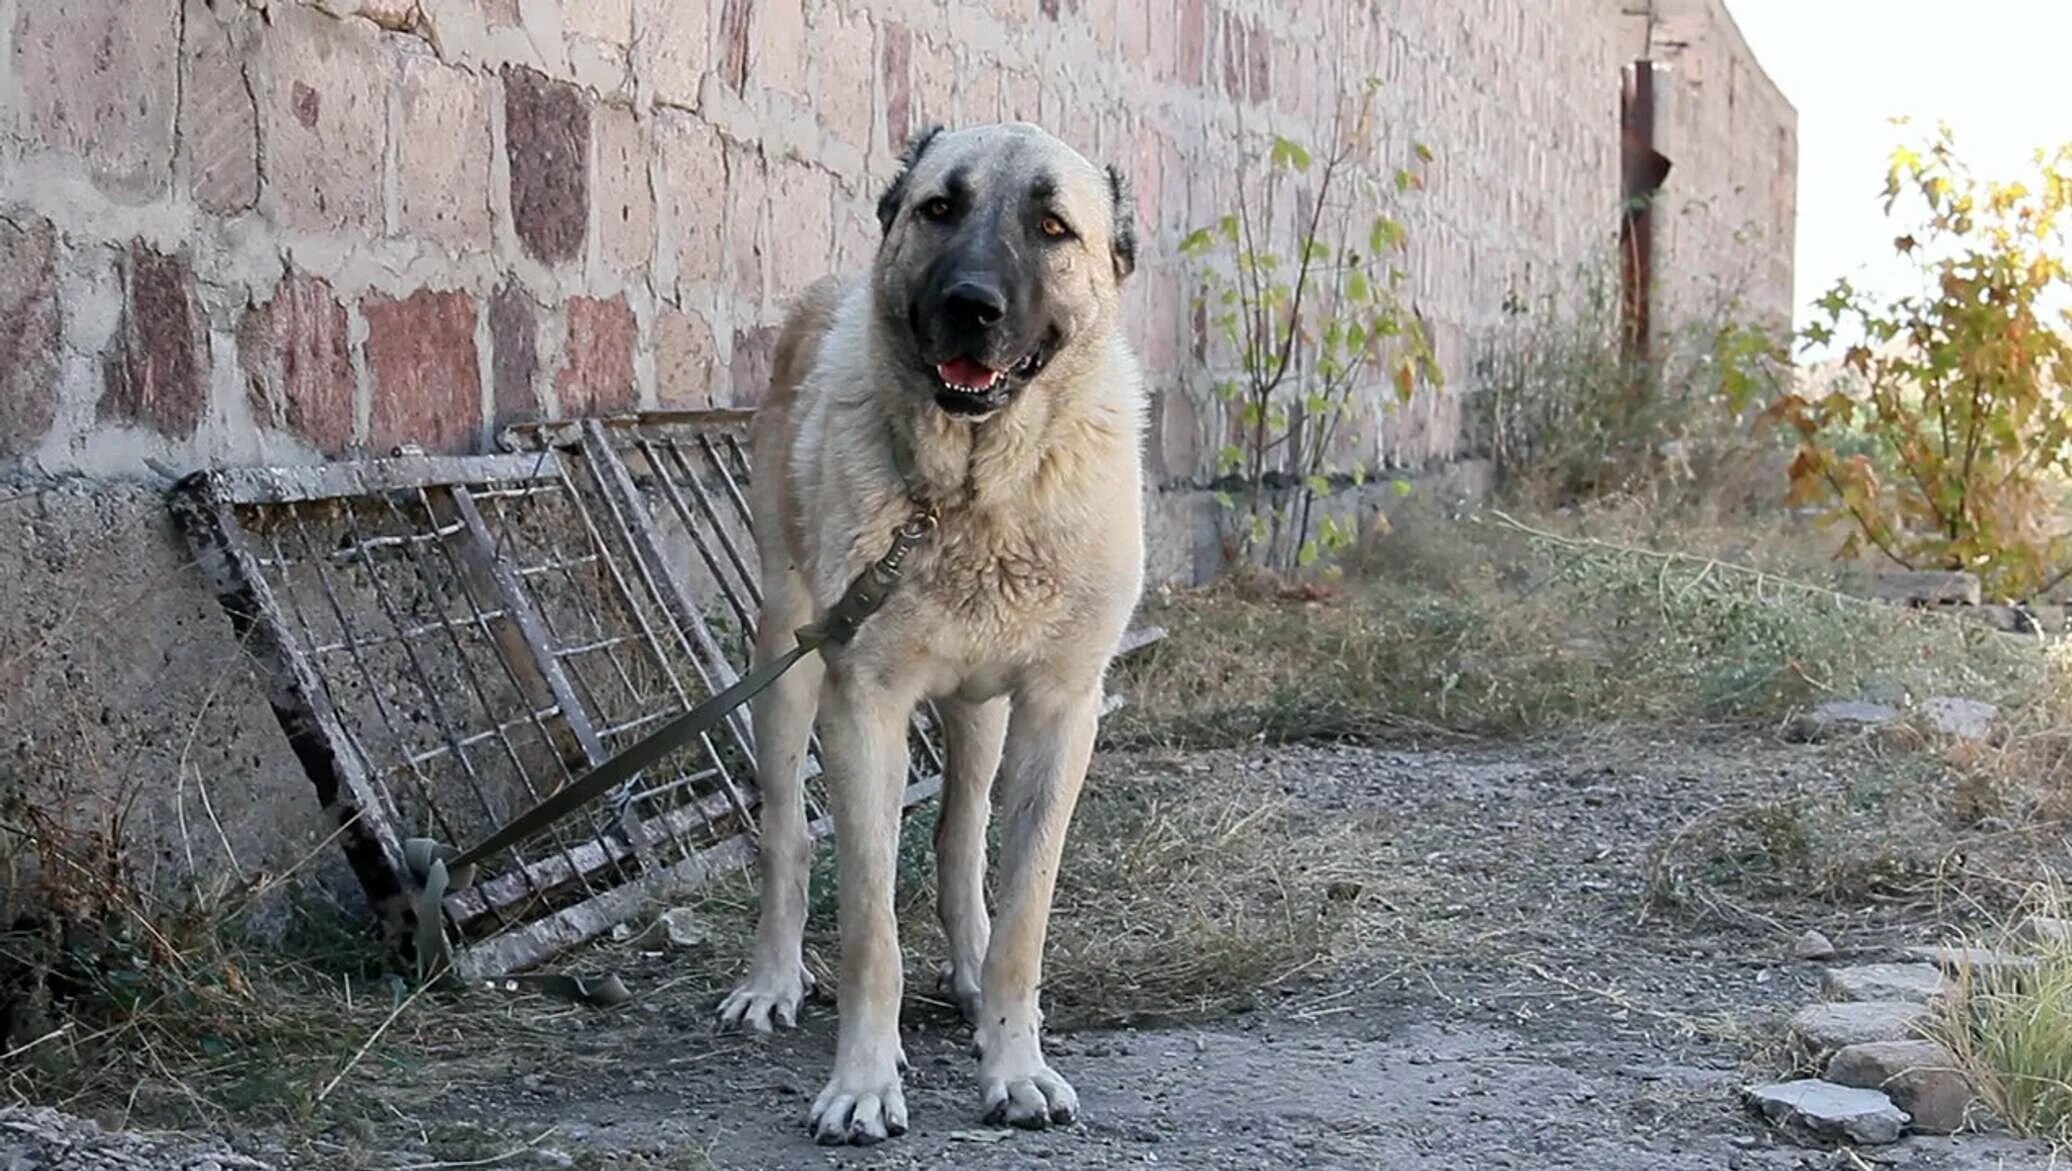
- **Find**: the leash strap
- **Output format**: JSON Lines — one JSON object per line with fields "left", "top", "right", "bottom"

{"left": 403, "top": 506, "right": 938, "bottom": 991}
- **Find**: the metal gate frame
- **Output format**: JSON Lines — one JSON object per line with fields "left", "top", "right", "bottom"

{"left": 173, "top": 410, "right": 1159, "bottom": 981}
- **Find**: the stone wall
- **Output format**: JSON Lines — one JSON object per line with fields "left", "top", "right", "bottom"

{"left": 0, "top": 0, "right": 1795, "bottom": 904}
{"left": 0, "top": 0, "right": 1792, "bottom": 490}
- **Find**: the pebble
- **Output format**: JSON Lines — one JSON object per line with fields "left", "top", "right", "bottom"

{"left": 658, "top": 907, "right": 709, "bottom": 949}
{"left": 1744, "top": 1079, "right": 1909, "bottom": 1145}
{"left": 1790, "top": 1001, "right": 1931, "bottom": 1053}
{"left": 1792, "top": 929, "right": 1837, "bottom": 961}
{"left": 2024, "top": 915, "right": 2072, "bottom": 945}
{"left": 1787, "top": 700, "right": 1898, "bottom": 742}
{"left": 1920, "top": 696, "right": 1997, "bottom": 739}
{"left": 1900, "top": 945, "right": 2037, "bottom": 978}
{"left": 1821, "top": 963, "right": 1949, "bottom": 1005}
{"left": 1825, "top": 1039, "right": 1975, "bottom": 1135}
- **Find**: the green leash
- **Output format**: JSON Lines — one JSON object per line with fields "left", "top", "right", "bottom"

{"left": 402, "top": 506, "right": 939, "bottom": 998}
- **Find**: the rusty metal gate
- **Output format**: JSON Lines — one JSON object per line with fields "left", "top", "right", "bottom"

{"left": 170, "top": 410, "right": 949, "bottom": 980}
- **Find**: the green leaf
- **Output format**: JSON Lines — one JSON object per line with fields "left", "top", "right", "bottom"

{"left": 1179, "top": 227, "right": 1216, "bottom": 256}
{"left": 1391, "top": 478, "right": 1414, "bottom": 497}
{"left": 1413, "top": 142, "right": 1434, "bottom": 163}
{"left": 1272, "top": 136, "right": 1314, "bottom": 171}
{"left": 1217, "top": 443, "right": 1245, "bottom": 472}
{"left": 1297, "top": 539, "right": 1320, "bottom": 568}
{"left": 1347, "top": 270, "right": 1371, "bottom": 303}
{"left": 1304, "top": 474, "right": 1332, "bottom": 496}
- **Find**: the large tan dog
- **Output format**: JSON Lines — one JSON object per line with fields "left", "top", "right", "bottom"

{"left": 715, "top": 121, "right": 1146, "bottom": 1146}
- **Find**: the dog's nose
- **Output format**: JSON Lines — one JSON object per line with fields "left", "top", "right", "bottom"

{"left": 942, "top": 280, "right": 1007, "bottom": 330}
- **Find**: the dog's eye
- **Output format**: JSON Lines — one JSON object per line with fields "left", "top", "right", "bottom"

{"left": 1039, "top": 215, "right": 1071, "bottom": 239}
{"left": 920, "top": 197, "right": 954, "bottom": 221}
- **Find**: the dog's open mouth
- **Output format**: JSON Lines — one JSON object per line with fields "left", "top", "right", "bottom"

{"left": 930, "top": 351, "right": 1048, "bottom": 417}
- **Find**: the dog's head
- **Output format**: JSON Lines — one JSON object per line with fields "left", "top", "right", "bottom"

{"left": 870, "top": 121, "right": 1138, "bottom": 419}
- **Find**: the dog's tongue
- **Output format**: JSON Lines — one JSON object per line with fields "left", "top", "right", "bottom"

{"left": 936, "top": 357, "right": 1000, "bottom": 391}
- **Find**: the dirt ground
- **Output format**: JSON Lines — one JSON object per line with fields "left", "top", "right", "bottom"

{"left": 303, "top": 735, "right": 2057, "bottom": 1171}
{"left": 7, "top": 734, "right": 2063, "bottom": 1169}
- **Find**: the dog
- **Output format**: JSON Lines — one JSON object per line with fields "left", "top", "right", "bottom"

{"left": 714, "top": 120, "right": 1147, "bottom": 1147}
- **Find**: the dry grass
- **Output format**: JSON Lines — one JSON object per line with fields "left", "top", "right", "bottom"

{"left": 1466, "top": 258, "right": 1795, "bottom": 519}
{"left": 0, "top": 783, "right": 479, "bottom": 1161}
{"left": 1037, "top": 764, "right": 1373, "bottom": 1026}
{"left": 1111, "top": 501, "right": 2047, "bottom": 749}
{"left": 1929, "top": 883, "right": 2072, "bottom": 1145}
{"left": 630, "top": 756, "right": 1375, "bottom": 1032}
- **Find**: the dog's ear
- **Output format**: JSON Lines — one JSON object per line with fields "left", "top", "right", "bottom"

{"left": 1105, "top": 163, "right": 1138, "bottom": 282}
{"left": 877, "top": 124, "right": 946, "bottom": 234}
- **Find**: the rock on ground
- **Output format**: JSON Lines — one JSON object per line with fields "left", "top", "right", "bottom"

{"left": 658, "top": 907, "right": 710, "bottom": 949}
{"left": 2024, "top": 915, "right": 2072, "bottom": 945}
{"left": 1901, "top": 945, "right": 2038, "bottom": 978}
{"left": 1822, "top": 963, "right": 1949, "bottom": 1004}
{"left": 1745, "top": 1079, "right": 1909, "bottom": 1145}
{"left": 1792, "top": 929, "right": 1836, "bottom": 961}
{"left": 0, "top": 1105, "right": 274, "bottom": 1170}
{"left": 1790, "top": 1001, "right": 1931, "bottom": 1053}
{"left": 1825, "top": 1040, "right": 1976, "bottom": 1135}
{"left": 1920, "top": 696, "right": 1997, "bottom": 740}
{"left": 1787, "top": 700, "right": 1898, "bottom": 742}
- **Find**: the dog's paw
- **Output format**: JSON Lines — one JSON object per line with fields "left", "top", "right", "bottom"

{"left": 810, "top": 1067, "right": 909, "bottom": 1146}
{"left": 935, "top": 960, "right": 983, "bottom": 1026}
{"left": 979, "top": 1056, "right": 1079, "bottom": 1130}
{"left": 716, "top": 962, "right": 814, "bottom": 1033}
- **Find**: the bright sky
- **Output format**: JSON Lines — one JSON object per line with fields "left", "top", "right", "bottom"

{"left": 1721, "top": 1, "right": 2072, "bottom": 353}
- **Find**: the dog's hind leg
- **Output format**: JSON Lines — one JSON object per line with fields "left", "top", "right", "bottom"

{"left": 933, "top": 696, "right": 1008, "bottom": 1025}
{"left": 718, "top": 566, "right": 823, "bottom": 1033}
{"left": 972, "top": 680, "right": 1101, "bottom": 1130}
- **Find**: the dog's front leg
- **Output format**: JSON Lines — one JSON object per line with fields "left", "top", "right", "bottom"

{"left": 717, "top": 569, "right": 822, "bottom": 1032}
{"left": 973, "top": 680, "right": 1100, "bottom": 1129}
{"left": 808, "top": 665, "right": 915, "bottom": 1146}
{"left": 934, "top": 696, "right": 1009, "bottom": 1025}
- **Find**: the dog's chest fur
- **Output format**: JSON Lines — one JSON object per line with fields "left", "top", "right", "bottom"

{"left": 913, "top": 505, "right": 1069, "bottom": 632}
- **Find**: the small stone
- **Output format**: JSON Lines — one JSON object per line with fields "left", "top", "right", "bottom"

{"left": 658, "top": 908, "right": 708, "bottom": 949}
{"left": 1818, "top": 699, "right": 1899, "bottom": 724}
{"left": 1901, "top": 946, "right": 2037, "bottom": 978}
{"left": 1825, "top": 1040, "right": 1974, "bottom": 1135}
{"left": 1921, "top": 697, "right": 1997, "bottom": 740}
{"left": 1787, "top": 700, "right": 1899, "bottom": 742}
{"left": 1823, "top": 964, "right": 1949, "bottom": 1004}
{"left": 1790, "top": 1001, "right": 1931, "bottom": 1053}
{"left": 2023, "top": 916, "right": 2072, "bottom": 945}
{"left": 1744, "top": 1079, "right": 1909, "bottom": 1145}
{"left": 1793, "top": 930, "right": 1837, "bottom": 960}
